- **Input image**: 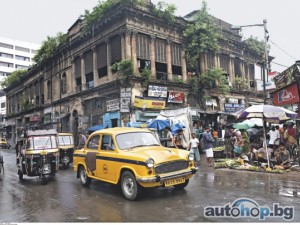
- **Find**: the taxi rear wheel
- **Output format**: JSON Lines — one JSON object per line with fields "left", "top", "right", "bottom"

{"left": 79, "top": 166, "right": 92, "bottom": 187}
{"left": 18, "top": 169, "right": 23, "bottom": 181}
{"left": 173, "top": 179, "right": 189, "bottom": 189}
{"left": 121, "top": 171, "right": 141, "bottom": 201}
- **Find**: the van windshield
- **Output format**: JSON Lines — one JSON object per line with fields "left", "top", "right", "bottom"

{"left": 58, "top": 135, "right": 74, "bottom": 146}
{"left": 27, "top": 135, "right": 57, "bottom": 150}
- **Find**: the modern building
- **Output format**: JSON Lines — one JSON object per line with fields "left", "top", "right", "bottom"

{"left": 0, "top": 37, "right": 40, "bottom": 137}
{"left": 4, "top": 0, "right": 265, "bottom": 145}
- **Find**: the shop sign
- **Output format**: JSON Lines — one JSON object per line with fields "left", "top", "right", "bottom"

{"left": 134, "top": 96, "right": 165, "bottom": 109}
{"left": 256, "top": 79, "right": 276, "bottom": 91}
{"left": 106, "top": 99, "right": 120, "bottom": 112}
{"left": 272, "top": 82, "right": 300, "bottom": 106}
{"left": 273, "top": 73, "right": 286, "bottom": 87}
{"left": 30, "top": 115, "right": 40, "bottom": 122}
{"left": 168, "top": 91, "right": 184, "bottom": 103}
{"left": 148, "top": 85, "right": 168, "bottom": 98}
{"left": 120, "top": 88, "right": 131, "bottom": 113}
{"left": 224, "top": 103, "right": 245, "bottom": 113}
{"left": 228, "top": 98, "right": 239, "bottom": 104}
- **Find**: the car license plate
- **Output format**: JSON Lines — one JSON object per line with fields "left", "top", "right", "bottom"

{"left": 164, "top": 177, "right": 185, "bottom": 187}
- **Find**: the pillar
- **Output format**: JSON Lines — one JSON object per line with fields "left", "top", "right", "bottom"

{"left": 181, "top": 47, "right": 187, "bottom": 82}
{"left": 166, "top": 39, "right": 172, "bottom": 81}
{"left": 92, "top": 47, "right": 99, "bottom": 86}
{"left": 131, "top": 31, "right": 138, "bottom": 75}
{"left": 125, "top": 30, "right": 131, "bottom": 59}
{"left": 106, "top": 39, "right": 112, "bottom": 81}
{"left": 80, "top": 54, "right": 86, "bottom": 91}
{"left": 150, "top": 35, "right": 156, "bottom": 79}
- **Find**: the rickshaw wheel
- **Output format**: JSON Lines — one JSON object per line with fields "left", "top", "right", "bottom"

{"left": 79, "top": 166, "right": 92, "bottom": 187}
{"left": 18, "top": 170, "right": 23, "bottom": 181}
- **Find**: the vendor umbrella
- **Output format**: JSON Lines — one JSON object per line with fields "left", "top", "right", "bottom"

{"left": 235, "top": 104, "right": 298, "bottom": 167}
{"left": 147, "top": 119, "right": 170, "bottom": 131}
{"left": 233, "top": 120, "right": 255, "bottom": 130}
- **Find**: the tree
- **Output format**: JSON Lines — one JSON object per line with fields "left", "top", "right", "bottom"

{"left": 0, "top": 69, "right": 27, "bottom": 89}
{"left": 244, "top": 35, "right": 270, "bottom": 58}
{"left": 183, "top": 1, "right": 225, "bottom": 108}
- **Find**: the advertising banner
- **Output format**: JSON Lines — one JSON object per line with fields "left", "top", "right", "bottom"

{"left": 272, "top": 82, "right": 300, "bottom": 106}
{"left": 133, "top": 96, "right": 165, "bottom": 109}
{"left": 167, "top": 91, "right": 184, "bottom": 103}
{"left": 106, "top": 99, "right": 120, "bottom": 112}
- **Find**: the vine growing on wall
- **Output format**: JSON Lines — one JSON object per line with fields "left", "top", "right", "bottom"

{"left": 244, "top": 35, "right": 270, "bottom": 58}
{"left": 111, "top": 59, "right": 134, "bottom": 85}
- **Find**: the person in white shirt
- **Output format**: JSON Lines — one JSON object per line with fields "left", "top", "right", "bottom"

{"left": 187, "top": 133, "right": 200, "bottom": 165}
{"left": 268, "top": 126, "right": 280, "bottom": 157}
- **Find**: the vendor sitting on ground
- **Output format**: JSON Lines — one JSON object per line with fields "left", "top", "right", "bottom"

{"left": 255, "top": 144, "right": 273, "bottom": 163}
{"left": 274, "top": 143, "right": 292, "bottom": 170}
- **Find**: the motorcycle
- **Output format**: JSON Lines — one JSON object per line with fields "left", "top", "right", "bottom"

{"left": 57, "top": 133, "right": 75, "bottom": 169}
{"left": 16, "top": 129, "right": 59, "bottom": 185}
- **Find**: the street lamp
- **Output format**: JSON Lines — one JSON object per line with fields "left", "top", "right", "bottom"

{"left": 231, "top": 19, "right": 269, "bottom": 104}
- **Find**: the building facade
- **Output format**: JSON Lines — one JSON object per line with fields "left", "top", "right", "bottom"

{"left": 4, "top": 1, "right": 264, "bottom": 144}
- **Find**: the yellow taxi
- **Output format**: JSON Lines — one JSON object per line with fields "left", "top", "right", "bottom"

{"left": 73, "top": 127, "right": 197, "bottom": 200}
{"left": 0, "top": 138, "right": 10, "bottom": 149}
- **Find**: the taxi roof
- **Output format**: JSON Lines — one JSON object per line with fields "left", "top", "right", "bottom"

{"left": 91, "top": 127, "right": 152, "bottom": 135}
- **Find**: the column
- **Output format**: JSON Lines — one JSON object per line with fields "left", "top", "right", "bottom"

{"left": 131, "top": 31, "right": 138, "bottom": 75}
{"left": 166, "top": 39, "right": 172, "bottom": 81}
{"left": 125, "top": 30, "right": 131, "bottom": 59}
{"left": 246, "top": 62, "right": 251, "bottom": 89}
{"left": 214, "top": 53, "right": 220, "bottom": 68}
{"left": 150, "top": 35, "right": 156, "bottom": 79}
{"left": 229, "top": 54, "right": 235, "bottom": 84}
{"left": 119, "top": 31, "right": 125, "bottom": 60}
{"left": 106, "top": 39, "right": 112, "bottom": 81}
{"left": 181, "top": 47, "right": 187, "bottom": 82}
{"left": 92, "top": 47, "right": 99, "bottom": 86}
{"left": 80, "top": 54, "right": 86, "bottom": 91}
{"left": 240, "top": 58, "right": 245, "bottom": 83}
{"left": 71, "top": 57, "right": 76, "bottom": 93}
{"left": 199, "top": 53, "right": 205, "bottom": 75}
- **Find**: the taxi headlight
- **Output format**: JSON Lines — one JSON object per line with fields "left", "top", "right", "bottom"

{"left": 188, "top": 153, "right": 195, "bottom": 161}
{"left": 146, "top": 158, "right": 154, "bottom": 168}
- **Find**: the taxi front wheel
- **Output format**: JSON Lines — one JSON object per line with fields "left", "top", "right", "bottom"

{"left": 121, "top": 171, "right": 142, "bottom": 201}
{"left": 79, "top": 166, "right": 92, "bottom": 187}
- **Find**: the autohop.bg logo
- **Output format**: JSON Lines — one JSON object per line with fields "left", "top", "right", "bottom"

{"left": 204, "top": 198, "right": 294, "bottom": 221}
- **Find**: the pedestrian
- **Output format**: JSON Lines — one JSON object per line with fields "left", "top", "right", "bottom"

{"left": 241, "top": 130, "right": 250, "bottom": 154}
{"left": 77, "top": 132, "right": 87, "bottom": 148}
{"left": 173, "top": 129, "right": 186, "bottom": 149}
{"left": 164, "top": 126, "right": 174, "bottom": 148}
{"left": 202, "top": 126, "right": 214, "bottom": 167}
{"left": 274, "top": 143, "right": 291, "bottom": 170}
{"left": 187, "top": 133, "right": 200, "bottom": 165}
{"left": 268, "top": 126, "right": 280, "bottom": 157}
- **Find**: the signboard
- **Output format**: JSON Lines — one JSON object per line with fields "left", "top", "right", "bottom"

{"left": 30, "top": 115, "right": 40, "bottom": 122}
{"left": 120, "top": 88, "right": 131, "bottom": 113}
{"left": 168, "top": 91, "right": 184, "bottom": 103}
{"left": 272, "top": 82, "right": 300, "bottom": 106}
{"left": 133, "top": 96, "right": 165, "bottom": 110}
{"left": 273, "top": 73, "right": 286, "bottom": 87}
{"left": 106, "top": 99, "right": 120, "bottom": 112}
{"left": 228, "top": 98, "right": 239, "bottom": 104}
{"left": 148, "top": 85, "right": 167, "bottom": 98}
{"left": 224, "top": 103, "right": 245, "bottom": 113}
{"left": 256, "top": 79, "right": 276, "bottom": 91}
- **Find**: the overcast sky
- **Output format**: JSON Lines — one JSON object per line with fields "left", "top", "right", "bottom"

{"left": 1, "top": 0, "right": 299, "bottom": 73}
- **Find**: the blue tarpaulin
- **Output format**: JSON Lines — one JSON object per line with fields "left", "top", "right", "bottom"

{"left": 171, "top": 121, "right": 186, "bottom": 134}
{"left": 147, "top": 119, "right": 170, "bottom": 131}
{"left": 87, "top": 124, "right": 107, "bottom": 132}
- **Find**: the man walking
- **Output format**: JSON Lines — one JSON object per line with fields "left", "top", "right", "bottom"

{"left": 202, "top": 126, "right": 214, "bottom": 167}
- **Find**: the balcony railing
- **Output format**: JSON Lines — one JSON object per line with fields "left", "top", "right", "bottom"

{"left": 156, "top": 72, "right": 167, "bottom": 81}
{"left": 86, "top": 81, "right": 94, "bottom": 90}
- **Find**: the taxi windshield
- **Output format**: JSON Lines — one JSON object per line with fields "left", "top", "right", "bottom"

{"left": 27, "top": 135, "right": 57, "bottom": 150}
{"left": 58, "top": 135, "right": 74, "bottom": 146}
{"left": 116, "top": 132, "right": 160, "bottom": 150}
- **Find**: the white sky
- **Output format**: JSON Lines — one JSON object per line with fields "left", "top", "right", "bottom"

{"left": 1, "top": 0, "right": 299, "bottom": 73}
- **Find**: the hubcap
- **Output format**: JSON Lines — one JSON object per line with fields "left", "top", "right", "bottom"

{"left": 124, "top": 177, "right": 134, "bottom": 195}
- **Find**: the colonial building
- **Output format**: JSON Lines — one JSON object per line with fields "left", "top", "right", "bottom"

{"left": 4, "top": 1, "right": 264, "bottom": 144}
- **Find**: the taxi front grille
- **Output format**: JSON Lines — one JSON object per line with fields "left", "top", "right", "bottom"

{"left": 155, "top": 160, "right": 189, "bottom": 174}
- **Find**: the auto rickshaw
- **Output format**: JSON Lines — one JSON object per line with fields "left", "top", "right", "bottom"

{"left": 58, "top": 133, "right": 75, "bottom": 169}
{"left": 16, "top": 129, "right": 59, "bottom": 184}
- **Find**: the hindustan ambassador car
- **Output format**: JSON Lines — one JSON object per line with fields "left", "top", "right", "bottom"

{"left": 73, "top": 127, "right": 197, "bottom": 200}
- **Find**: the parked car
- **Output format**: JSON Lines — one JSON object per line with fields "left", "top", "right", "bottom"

{"left": 58, "top": 133, "right": 75, "bottom": 169}
{"left": 0, "top": 138, "right": 10, "bottom": 149}
{"left": 73, "top": 127, "right": 198, "bottom": 200}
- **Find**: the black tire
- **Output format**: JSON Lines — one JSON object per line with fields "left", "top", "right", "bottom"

{"left": 121, "top": 171, "right": 141, "bottom": 201}
{"left": 79, "top": 166, "right": 92, "bottom": 187}
{"left": 18, "top": 169, "right": 23, "bottom": 181}
{"left": 173, "top": 179, "right": 189, "bottom": 190}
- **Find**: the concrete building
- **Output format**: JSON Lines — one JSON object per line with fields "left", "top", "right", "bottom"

{"left": 0, "top": 37, "right": 40, "bottom": 136}
{"left": 4, "top": 1, "right": 264, "bottom": 145}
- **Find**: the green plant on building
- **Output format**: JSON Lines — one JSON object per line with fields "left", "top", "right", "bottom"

{"left": 244, "top": 35, "right": 270, "bottom": 58}
{"left": 112, "top": 59, "right": 134, "bottom": 85}
{"left": 19, "top": 95, "right": 32, "bottom": 111}
{"left": 0, "top": 69, "right": 27, "bottom": 89}
{"left": 234, "top": 76, "right": 248, "bottom": 90}
{"left": 188, "top": 76, "right": 198, "bottom": 93}
{"left": 140, "top": 68, "right": 151, "bottom": 85}
{"left": 173, "top": 76, "right": 184, "bottom": 84}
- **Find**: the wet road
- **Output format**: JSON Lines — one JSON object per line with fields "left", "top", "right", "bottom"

{"left": 0, "top": 149, "right": 299, "bottom": 222}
